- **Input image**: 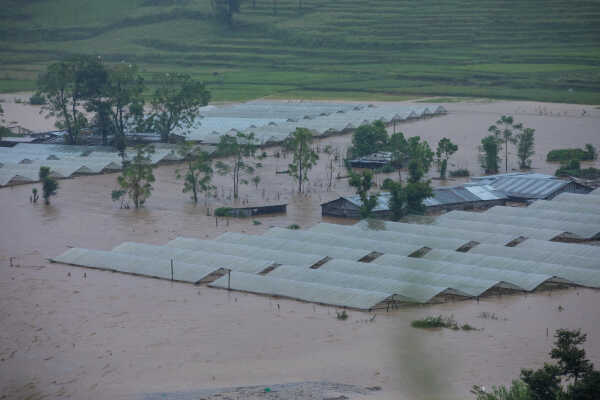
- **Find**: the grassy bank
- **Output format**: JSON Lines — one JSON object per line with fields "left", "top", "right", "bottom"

{"left": 1, "top": 0, "right": 599, "bottom": 103}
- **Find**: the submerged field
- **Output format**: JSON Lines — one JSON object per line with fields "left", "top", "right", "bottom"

{"left": 1, "top": 0, "right": 600, "bottom": 103}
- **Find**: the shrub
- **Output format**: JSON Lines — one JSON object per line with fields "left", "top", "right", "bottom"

{"left": 215, "top": 207, "right": 234, "bottom": 217}
{"left": 252, "top": 220, "right": 261, "bottom": 225}
{"left": 287, "top": 224, "right": 300, "bottom": 230}
{"left": 411, "top": 315, "right": 456, "bottom": 329}
{"left": 336, "top": 310, "right": 348, "bottom": 320}
{"left": 449, "top": 168, "right": 470, "bottom": 177}
{"left": 29, "top": 93, "right": 46, "bottom": 105}
{"left": 547, "top": 147, "right": 595, "bottom": 162}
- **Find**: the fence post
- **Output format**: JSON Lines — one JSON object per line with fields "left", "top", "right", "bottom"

{"left": 170, "top": 259, "right": 174, "bottom": 281}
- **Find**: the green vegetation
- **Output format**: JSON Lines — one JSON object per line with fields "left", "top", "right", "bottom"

{"left": 28, "top": 92, "right": 46, "bottom": 105}
{"left": 214, "top": 206, "right": 234, "bottom": 217}
{"left": 349, "top": 170, "right": 378, "bottom": 219}
{"left": 39, "top": 166, "right": 59, "bottom": 205}
{"left": 547, "top": 145, "right": 597, "bottom": 162}
{"left": 175, "top": 142, "right": 214, "bottom": 204}
{"left": 287, "top": 127, "right": 319, "bottom": 193}
{"left": 350, "top": 121, "right": 388, "bottom": 159}
{"left": 479, "top": 135, "right": 501, "bottom": 174}
{"left": 555, "top": 160, "right": 600, "bottom": 180}
{"left": 449, "top": 169, "right": 470, "bottom": 178}
{"left": 287, "top": 223, "right": 300, "bottom": 229}
{"left": 336, "top": 310, "right": 348, "bottom": 321}
{"left": 488, "top": 115, "right": 521, "bottom": 173}
{"left": 515, "top": 128, "right": 535, "bottom": 170}
{"left": 435, "top": 137, "right": 458, "bottom": 180}
{"left": 215, "top": 131, "right": 259, "bottom": 199}
{"left": 472, "top": 329, "right": 600, "bottom": 400}
{"left": 149, "top": 72, "right": 210, "bottom": 142}
{"left": 411, "top": 315, "right": 477, "bottom": 331}
{"left": 3, "top": 1, "right": 599, "bottom": 102}
{"left": 115, "top": 145, "right": 156, "bottom": 208}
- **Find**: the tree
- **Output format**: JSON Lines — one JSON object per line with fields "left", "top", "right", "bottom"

{"left": 515, "top": 127, "right": 535, "bottom": 170}
{"left": 39, "top": 166, "right": 59, "bottom": 205}
{"left": 479, "top": 135, "right": 501, "bottom": 174}
{"left": 382, "top": 179, "right": 406, "bottom": 221}
{"left": 0, "top": 104, "right": 7, "bottom": 141}
{"left": 550, "top": 329, "right": 592, "bottom": 383}
{"left": 215, "top": 132, "right": 258, "bottom": 199}
{"left": 436, "top": 137, "right": 458, "bottom": 179}
{"left": 212, "top": 0, "right": 244, "bottom": 26}
{"left": 351, "top": 121, "right": 389, "bottom": 158}
{"left": 287, "top": 128, "right": 319, "bottom": 193}
{"left": 405, "top": 181, "right": 432, "bottom": 214}
{"left": 584, "top": 144, "right": 597, "bottom": 160}
{"left": 150, "top": 72, "right": 211, "bottom": 143}
{"left": 116, "top": 145, "right": 156, "bottom": 208}
{"left": 103, "top": 63, "right": 145, "bottom": 157}
{"left": 488, "top": 115, "right": 522, "bottom": 173}
{"left": 349, "top": 170, "right": 378, "bottom": 219}
{"left": 520, "top": 364, "right": 562, "bottom": 400}
{"left": 176, "top": 142, "right": 214, "bottom": 204}
{"left": 37, "top": 57, "right": 97, "bottom": 145}
{"left": 406, "top": 136, "right": 434, "bottom": 183}
{"left": 388, "top": 131, "right": 408, "bottom": 180}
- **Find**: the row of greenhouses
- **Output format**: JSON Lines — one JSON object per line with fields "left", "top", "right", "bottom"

{"left": 51, "top": 194, "right": 600, "bottom": 309}
{"left": 178, "top": 101, "right": 446, "bottom": 144}
{"left": 0, "top": 144, "right": 188, "bottom": 186}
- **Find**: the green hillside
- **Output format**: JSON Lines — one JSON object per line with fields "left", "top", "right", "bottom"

{"left": 1, "top": 0, "right": 600, "bottom": 103}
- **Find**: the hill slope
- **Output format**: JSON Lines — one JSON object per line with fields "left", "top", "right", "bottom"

{"left": 1, "top": 0, "right": 600, "bottom": 103}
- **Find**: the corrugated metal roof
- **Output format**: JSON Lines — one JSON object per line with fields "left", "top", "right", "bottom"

{"left": 471, "top": 173, "right": 571, "bottom": 199}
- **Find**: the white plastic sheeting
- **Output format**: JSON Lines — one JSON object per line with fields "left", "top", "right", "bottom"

{"left": 433, "top": 217, "right": 562, "bottom": 241}
{"left": 51, "top": 248, "right": 219, "bottom": 283}
{"left": 214, "top": 232, "right": 371, "bottom": 261}
{"left": 470, "top": 244, "right": 600, "bottom": 271}
{"left": 373, "top": 254, "right": 555, "bottom": 292}
{"left": 309, "top": 223, "right": 469, "bottom": 250}
{"left": 209, "top": 271, "right": 393, "bottom": 310}
{"left": 165, "top": 237, "right": 325, "bottom": 267}
{"left": 517, "top": 239, "right": 600, "bottom": 259}
{"left": 552, "top": 193, "right": 600, "bottom": 206}
{"left": 111, "top": 242, "right": 273, "bottom": 273}
{"left": 268, "top": 264, "right": 462, "bottom": 303}
{"left": 423, "top": 249, "right": 600, "bottom": 287}
{"left": 264, "top": 227, "right": 425, "bottom": 257}
{"left": 320, "top": 259, "right": 506, "bottom": 297}
{"left": 529, "top": 199, "right": 600, "bottom": 215}
{"left": 354, "top": 220, "right": 516, "bottom": 245}
{"left": 436, "top": 210, "right": 599, "bottom": 239}
{"left": 485, "top": 206, "right": 600, "bottom": 226}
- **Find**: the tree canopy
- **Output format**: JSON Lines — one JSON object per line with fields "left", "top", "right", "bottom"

{"left": 116, "top": 145, "right": 156, "bottom": 208}
{"left": 350, "top": 120, "right": 388, "bottom": 158}
{"left": 215, "top": 132, "right": 259, "bottom": 199}
{"left": 287, "top": 127, "right": 319, "bottom": 193}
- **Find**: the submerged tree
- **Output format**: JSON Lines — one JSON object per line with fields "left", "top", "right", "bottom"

{"left": 350, "top": 120, "right": 389, "bottom": 158}
{"left": 150, "top": 72, "right": 211, "bottom": 143}
{"left": 516, "top": 127, "right": 535, "bottom": 169}
{"left": 287, "top": 127, "right": 319, "bottom": 193}
{"left": 436, "top": 137, "right": 458, "bottom": 179}
{"left": 115, "top": 145, "right": 156, "bottom": 208}
{"left": 406, "top": 136, "right": 434, "bottom": 183}
{"left": 488, "top": 115, "right": 522, "bottom": 173}
{"left": 215, "top": 132, "right": 259, "bottom": 199}
{"left": 39, "top": 166, "right": 59, "bottom": 205}
{"left": 382, "top": 179, "right": 406, "bottom": 221}
{"left": 479, "top": 135, "right": 501, "bottom": 174}
{"left": 175, "top": 142, "right": 214, "bottom": 204}
{"left": 349, "top": 170, "right": 378, "bottom": 219}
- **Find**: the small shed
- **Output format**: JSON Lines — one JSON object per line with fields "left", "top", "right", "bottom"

{"left": 348, "top": 152, "right": 392, "bottom": 169}
{"left": 227, "top": 203, "right": 287, "bottom": 217}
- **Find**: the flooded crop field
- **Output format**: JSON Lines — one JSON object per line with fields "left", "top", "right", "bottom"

{"left": 1, "top": 97, "right": 600, "bottom": 399}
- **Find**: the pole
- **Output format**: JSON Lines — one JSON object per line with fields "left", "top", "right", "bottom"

{"left": 170, "top": 259, "right": 174, "bottom": 281}
{"left": 227, "top": 269, "right": 231, "bottom": 290}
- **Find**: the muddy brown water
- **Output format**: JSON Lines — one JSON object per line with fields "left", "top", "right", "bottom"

{"left": 1, "top": 99, "right": 600, "bottom": 399}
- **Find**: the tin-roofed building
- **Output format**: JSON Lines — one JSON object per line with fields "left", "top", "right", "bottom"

{"left": 471, "top": 173, "right": 591, "bottom": 200}
{"left": 321, "top": 185, "right": 507, "bottom": 218}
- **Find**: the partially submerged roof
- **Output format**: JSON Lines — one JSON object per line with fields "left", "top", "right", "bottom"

{"left": 471, "top": 172, "right": 588, "bottom": 199}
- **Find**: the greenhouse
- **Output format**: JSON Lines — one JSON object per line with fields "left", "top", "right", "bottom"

{"left": 213, "top": 232, "right": 372, "bottom": 261}
{"left": 552, "top": 192, "right": 600, "bottom": 206}
{"left": 423, "top": 249, "right": 600, "bottom": 287}
{"left": 529, "top": 199, "right": 600, "bottom": 215}
{"left": 164, "top": 238, "right": 325, "bottom": 267}
{"left": 433, "top": 217, "right": 563, "bottom": 241}
{"left": 436, "top": 210, "right": 600, "bottom": 240}
{"left": 354, "top": 220, "right": 517, "bottom": 246}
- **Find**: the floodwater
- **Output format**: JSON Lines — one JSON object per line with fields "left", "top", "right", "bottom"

{"left": 1, "top": 98, "right": 600, "bottom": 399}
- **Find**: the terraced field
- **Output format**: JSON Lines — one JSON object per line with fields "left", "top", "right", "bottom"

{"left": 1, "top": 0, "right": 600, "bottom": 102}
